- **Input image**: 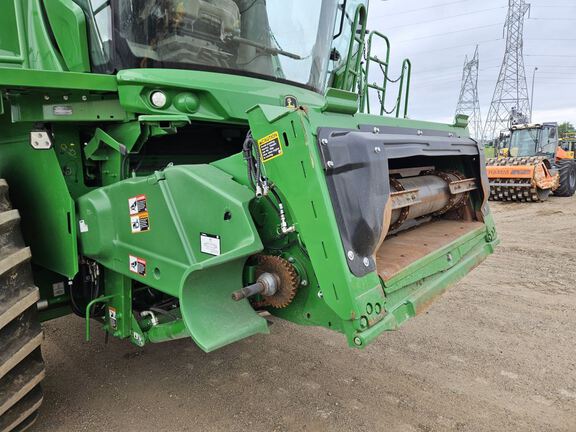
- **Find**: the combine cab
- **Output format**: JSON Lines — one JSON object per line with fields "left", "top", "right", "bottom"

{"left": 486, "top": 123, "right": 576, "bottom": 201}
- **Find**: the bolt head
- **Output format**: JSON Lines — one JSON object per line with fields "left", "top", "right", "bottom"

{"left": 82, "top": 95, "right": 88, "bottom": 101}
{"left": 347, "top": 250, "right": 355, "bottom": 260}
{"left": 447, "top": 253, "right": 453, "bottom": 262}
{"left": 326, "top": 161, "right": 334, "bottom": 169}
{"left": 417, "top": 129, "right": 423, "bottom": 136}
{"left": 321, "top": 138, "right": 328, "bottom": 145}
{"left": 373, "top": 127, "right": 380, "bottom": 134}
{"left": 374, "top": 303, "right": 382, "bottom": 314}
{"left": 363, "top": 257, "right": 370, "bottom": 267}
{"left": 317, "top": 290, "right": 323, "bottom": 299}
{"left": 374, "top": 147, "right": 381, "bottom": 154}
{"left": 301, "top": 279, "right": 308, "bottom": 287}
{"left": 353, "top": 337, "right": 362, "bottom": 346}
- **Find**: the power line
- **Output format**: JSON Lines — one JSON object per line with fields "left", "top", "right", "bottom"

{"left": 373, "top": 0, "right": 478, "bottom": 17}
{"left": 395, "top": 23, "right": 504, "bottom": 44}
{"left": 386, "top": 6, "right": 507, "bottom": 30}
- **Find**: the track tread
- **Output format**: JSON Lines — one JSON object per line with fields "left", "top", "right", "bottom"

{"left": 0, "top": 180, "right": 44, "bottom": 432}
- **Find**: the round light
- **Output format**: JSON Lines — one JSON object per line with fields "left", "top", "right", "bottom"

{"left": 150, "top": 91, "right": 167, "bottom": 108}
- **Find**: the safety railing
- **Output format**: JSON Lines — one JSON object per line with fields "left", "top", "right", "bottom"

{"left": 360, "top": 31, "right": 412, "bottom": 118}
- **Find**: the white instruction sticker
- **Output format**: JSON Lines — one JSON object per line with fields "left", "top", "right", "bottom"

{"left": 200, "top": 233, "right": 221, "bottom": 256}
{"left": 52, "top": 281, "right": 66, "bottom": 297}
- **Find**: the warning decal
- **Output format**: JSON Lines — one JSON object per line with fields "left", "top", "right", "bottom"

{"left": 129, "top": 255, "right": 147, "bottom": 276}
{"left": 129, "top": 195, "right": 147, "bottom": 215}
{"left": 200, "top": 233, "right": 221, "bottom": 256}
{"left": 131, "top": 212, "right": 150, "bottom": 233}
{"left": 129, "top": 195, "right": 150, "bottom": 233}
{"left": 258, "top": 131, "right": 283, "bottom": 162}
{"left": 108, "top": 306, "right": 117, "bottom": 330}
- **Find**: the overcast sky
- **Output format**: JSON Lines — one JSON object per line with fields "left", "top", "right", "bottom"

{"left": 366, "top": 0, "right": 576, "bottom": 127}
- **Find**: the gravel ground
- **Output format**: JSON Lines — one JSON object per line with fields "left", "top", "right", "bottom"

{"left": 34, "top": 198, "right": 576, "bottom": 432}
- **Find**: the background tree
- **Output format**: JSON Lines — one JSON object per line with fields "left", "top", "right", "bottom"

{"left": 558, "top": 121, "right": 575, "bottom": 135}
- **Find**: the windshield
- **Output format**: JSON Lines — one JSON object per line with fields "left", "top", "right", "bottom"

{"left": 508, "top": 129, "right": 540, "bottom": 157}
{"left": 100, "top": 0, "right": 339, "bottom": 92}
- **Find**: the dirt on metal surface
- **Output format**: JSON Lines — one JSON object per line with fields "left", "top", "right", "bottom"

{"left": 35, "top": 199, "right": 576, "bottom": 432}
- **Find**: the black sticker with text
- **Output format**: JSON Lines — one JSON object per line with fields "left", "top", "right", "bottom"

{"left": 129, "top": 255, "right": 147, "bottom": 276}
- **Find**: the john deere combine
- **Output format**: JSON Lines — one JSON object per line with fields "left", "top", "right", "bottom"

{"left": 486, "top": 122, "right": 576, "bottom": 201}
{"left": 0, "top": 1, "right": 498, "bottom": 429}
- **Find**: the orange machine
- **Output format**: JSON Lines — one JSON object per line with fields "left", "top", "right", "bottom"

{"left": 486, "top": 123, "right": 576, "bottom": 202}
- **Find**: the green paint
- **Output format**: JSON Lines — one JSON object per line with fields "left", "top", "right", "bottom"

{"left": 0, "top": 0, "right": 497, "bottom": 352}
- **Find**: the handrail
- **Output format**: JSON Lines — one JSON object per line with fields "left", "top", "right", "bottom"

{"left": 360, "top": 31, "right": 412, "bottom": 118}
{"left": 341, "top": 4, "right": 368, "bottom": 93}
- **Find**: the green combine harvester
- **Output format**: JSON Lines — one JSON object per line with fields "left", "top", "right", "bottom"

{"left": 0, "top": 1, "right": 498, "bottom": 429}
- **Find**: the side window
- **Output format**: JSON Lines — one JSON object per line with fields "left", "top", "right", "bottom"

{"left": 540, "top": 127, "right": 556, "bottom": 155}
{"left": 73, "top": 0, "right": 113, "bottom": 73}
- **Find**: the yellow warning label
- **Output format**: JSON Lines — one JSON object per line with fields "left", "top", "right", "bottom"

{"left": 258, "top": 131, "right": 283, "bottom": 162}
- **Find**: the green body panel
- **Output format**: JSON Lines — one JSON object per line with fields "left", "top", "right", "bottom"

{"left": 43, "top": 0, "right": 90, "bottom": 72}
{"left": 0, "top": 1, "right": 497, "bottom": 352}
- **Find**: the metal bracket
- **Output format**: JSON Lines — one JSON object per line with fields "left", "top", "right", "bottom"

{"left": 448, "top": 178, "right": 478, "bottom": 194}
{"left": 30, "top": 130, "right": 53, "bottom": 150}
{"left": 390, "top": 188, "right": 421, "bottom": 210}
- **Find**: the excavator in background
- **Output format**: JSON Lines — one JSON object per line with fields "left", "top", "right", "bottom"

{"left": 486, "top": 122, "right": 576, "bottom": 201}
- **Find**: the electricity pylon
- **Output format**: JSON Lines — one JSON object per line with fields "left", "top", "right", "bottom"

{"left": 455, "top": 46, "right": 482, "bottom": 140}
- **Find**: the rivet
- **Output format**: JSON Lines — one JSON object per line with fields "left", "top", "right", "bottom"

{"left": 347, "top": 250, "right": 355, "bottom": 260}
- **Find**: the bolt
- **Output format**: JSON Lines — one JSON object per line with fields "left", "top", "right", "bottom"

{"left": 363, "top": 257, "right": 370, "bottom": 267}
{"left": 288, "top": 257, "right": 295, "bottom": 263}
{"left": 82, "top": 95, "right": 88, "bottom": 101}
{"left": 417, "top": 130, "right": 423, "bottom": 136}
{"left": 63, "top": 95, "right": 69, "bottom": 101}
{"left": 374, "top": 303, "right": 382, "bottom": 314}
{"left": 347, "top": 250, "right": 355, "bottom": 261}
{"left": 317, "top": 290, "right": 323, "bottom": 299}
{"left": 360, "top": 317, "right": 369, "bottom": 328}
{"left": 448, "top": 132, "right": 454, "bottom": 138}
{"left": 321, "top": 138, "right": 328, "bottom": 145}
{"left": 353, "top": 337, "right": 362, "bottom": 346}
{"left": 44, "top": 95, "right": 50, "bottom": 101}
{"left": 373, "top": 127, "right": 380, "bottom": 134}
{"left": 366, "top": 303, "right": 373, "bottom": 314}
{"left": 447, "top": 253, "right": 453, "bottom": 262}
{"left": 326, "top": 161, "right": 334, "bottom": 168}
{"left": 374, "top": 147, "right": 381, "bottom": 153}
{"left": 300, "top": 279, "right": 308, "bottom": 287}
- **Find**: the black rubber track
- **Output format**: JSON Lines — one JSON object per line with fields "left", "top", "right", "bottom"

{"left": 554, "top": 160, "right": 576, "bottom": 197}
{"left": 0, "top": 179, "right": 45, "bottom": 432}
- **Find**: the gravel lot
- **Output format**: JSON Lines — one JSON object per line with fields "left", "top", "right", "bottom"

{"left": 35, "top": 198, "right": 576, "bottom": 432}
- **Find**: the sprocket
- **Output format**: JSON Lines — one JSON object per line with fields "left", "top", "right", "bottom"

{"left": 255, "top": 255, "right": 299, "bottom": 308}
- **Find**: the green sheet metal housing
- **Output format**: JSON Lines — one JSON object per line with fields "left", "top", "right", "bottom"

{"left": 0, "top": 0, "right": 497, "bottom": 351}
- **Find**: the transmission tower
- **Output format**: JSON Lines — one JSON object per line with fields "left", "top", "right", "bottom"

{"left": 483, "top": 0, "right": 531, "bottom": 140}
{"left": 455, "top": 46, "right": 482, "bottom": 140}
